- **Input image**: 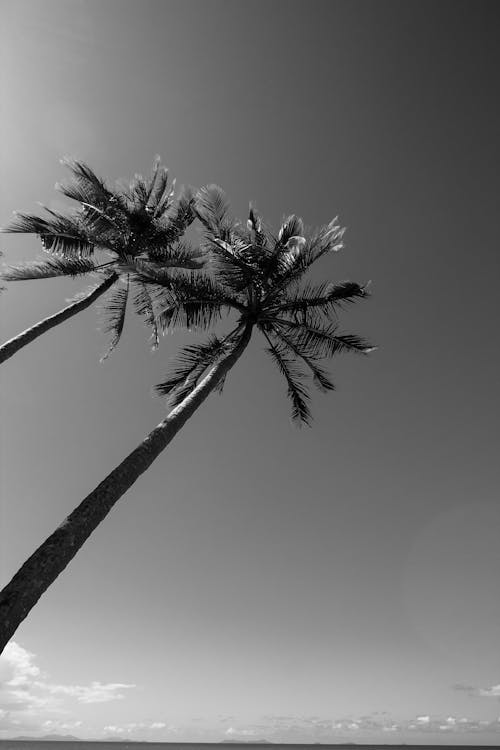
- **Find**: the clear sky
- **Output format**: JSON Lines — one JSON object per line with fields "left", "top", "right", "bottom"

{"left": 1, "top": 0, "right": 499, "bottom": 744}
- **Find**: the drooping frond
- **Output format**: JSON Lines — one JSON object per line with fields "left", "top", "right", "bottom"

{"left": 2, "top": 211, "right": 94, "bottom": 257}
{"left": 154, "top": 290, "right": 227, "bottom": 332}
{"left": 133, "top": 280, "right": 159, "bottom": 350}
{"left": 134, "top": 270, "right": 243, "bottom": 331}
{"left": 269, "top": 326, "right": 336, "bottom": 393}
{"left": 1, "top": 257, "right": 99, "bottom": 281}
{"left": 146, "top": 240, "right": 205, "bottom": 269}
{"left": 263, "top": 331, "right": 311, "bottom": 425}
{"left": 155, "top": 333, "right": 233, "bottom": 405}
{"left": 100, "top": 277, "right": 130, "bottom": 361}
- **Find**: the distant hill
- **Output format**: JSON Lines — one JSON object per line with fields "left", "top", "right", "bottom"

{"left": 221, "top": 742, "right": 273, "bottom": 745}
{"left": 10, "top": 736, "right": 82, "bottom": 742}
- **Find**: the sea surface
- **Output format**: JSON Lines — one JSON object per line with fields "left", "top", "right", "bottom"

{"left": 0, "top": 743, "right": 498, "bottom": 750}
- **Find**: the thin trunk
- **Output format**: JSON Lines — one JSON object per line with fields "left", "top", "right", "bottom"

{"left": 0, "top": 274, "right": 118, "bottom": 365}
{"left": 0, "top": 323, "right": 253, "bottom": 653}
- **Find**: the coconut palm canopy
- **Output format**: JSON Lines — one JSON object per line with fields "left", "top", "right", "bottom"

{"left": 136, "top": 185, "right": 373, "bottom": 425}
{"left": 0, "top": 179, "right": 373, "bottom": 652}
{"left": 1, "top": 158, "right": 202, "bottom": 358}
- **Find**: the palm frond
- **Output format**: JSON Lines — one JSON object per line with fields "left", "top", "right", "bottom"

{"left": 128, "top": 173, "right": 150, "bottom": 209}
{"left": 1, "top": 257, "right": 99, "bottom": 281}
{"left": 146, "top": 240, "right": 205, "bottom": 269}
{"left": 148, "top": 163, "right": 172, "bottom": 217}
{"left": 276, "top": 215, "right": 305, "bottom": 253}
{"left": 263, "top": 331, "right": 311, "bottom": 425}
{"left": 78, "top": 202, "right": 125, "bottom": 238}
{"left": 163, "top": 187, "right": 196, "bottom": 241}
{"left": 268, "top": 325, "right": 336, "bottom": 393}
{"left": 144, "top": 156, "right": 162, "bottom": 205}
{"left": 265, "top": 219, "right": 346, "bottom": 291}
{"left": 154, "top": 174, "right": 176, "bottom": 218}
{"left": 155, "top": 334, "right": 230, "bottom": 403}
{"left": 205, "top": 236, "right": 258, "bottom": 293}
{"left": 195, "top": 184, "right": 232, "bottom": 237}
{"left": 59, "top": 159, "right": 115, "bottom": 209}
{"left": 213, "top": 374, "right": 226, "bottom": 395}
{"left": 297, "top": 218, "right": 345, "bottom": 270}
{"left": 100, "top": 277, "right": 130, "bottom": 361}
{"left": 157, "top": 298, "right": 224, "bottom": 331}
{"left": 245, "top": 205, "right": 272, "bottom": 251}
{"left": 2, "top": 211, "right": 94, "bottom": 257}
{"left": 133, "top": 271, "right": 242, "bottom": 331}
{"left": 275, "top": 281, "right": 369, "bottom": 323}
{"left": 273, "top": 318, "right": 373, "bottom": 358}
{"left": 133, "top": 280, "right": 159, "bottom": 350}
{"left": 148, "top": 273, "right": 229, "bottom": 331}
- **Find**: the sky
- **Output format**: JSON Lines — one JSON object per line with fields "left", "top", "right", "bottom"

{"left": 1, "top": 0, "right": 500, "bottom": 744}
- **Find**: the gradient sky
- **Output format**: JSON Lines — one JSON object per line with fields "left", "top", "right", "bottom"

{"left": 1, "top": 0, "right": 500, "bottom": 744}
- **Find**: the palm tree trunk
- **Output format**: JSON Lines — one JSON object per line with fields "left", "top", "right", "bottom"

{"left": 0, "top": 274, "right": 118, "bottom": 365}
{"left": 0, "top": 323, "right": 253, "bottom": 653}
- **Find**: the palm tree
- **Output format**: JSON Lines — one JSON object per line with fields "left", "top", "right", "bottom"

{"left": 0, "top": 185, "right": 373, "bottom": 652}
{"left": 0, "top": 158, "right": 201, "bottom": 364}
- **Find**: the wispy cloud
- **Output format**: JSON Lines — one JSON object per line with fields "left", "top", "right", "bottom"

{"left": 38, "top": 681, "right": 135, "bottom": 704}
{"left": 453, "top": 682, "right": 500, "bottom": 698}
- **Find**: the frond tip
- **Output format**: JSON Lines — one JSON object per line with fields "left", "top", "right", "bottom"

{"left": 100, "top": 277, "right": 130, "bottom": 361}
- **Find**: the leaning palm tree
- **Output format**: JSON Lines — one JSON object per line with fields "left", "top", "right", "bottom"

{"left": 0, "top": 158, "right": 201, "bottom": 364}
{"left": 0, "top": 186, "right": 374, "bottom": 652}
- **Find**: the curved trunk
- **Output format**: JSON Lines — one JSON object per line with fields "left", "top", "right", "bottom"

{"left": 0, "top": 323, "right": 253, "bottom": 653}
{"left": 0, "top": 274, "right": 118, "bottom": 365}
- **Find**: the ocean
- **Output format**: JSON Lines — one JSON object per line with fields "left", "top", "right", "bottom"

{"left": 0, "top": 743, "right": 497, "bottom": 750}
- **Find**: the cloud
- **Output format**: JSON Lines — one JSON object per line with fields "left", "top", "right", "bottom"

{"left": 478, "top": 684, "right": 500, "bottom": 697}
{"left": 226, "top": 727, "right": 263, "bottom": 737}
{"left": 104, "top": 722, "right": 173, "bottom": 737}
{"left": 453, "top": 683, "right": 477, "bottom": 693}
{"left": 248, "top": 713, "right": 500, "bottom": 741}
{"left": 39, "top": 681, "right": 135, "bottom": 704}
{"left": 95, "top": 714, "right": 500, "bottom": 743}
{"left": 0, "top": 642, "right": 41, "bottom": 687}
{"left": 453, "top": 681, "right": 500, "bottom": 698}
{"left": 0, "top": 642, "right": 136, "bottom": 736}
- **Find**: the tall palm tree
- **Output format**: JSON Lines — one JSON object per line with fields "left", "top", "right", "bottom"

{"left": 0, "top": 158, "right": 201, "bottom": 364}
{"left": 0, "top": 185, "right": 374, "bottom": 652}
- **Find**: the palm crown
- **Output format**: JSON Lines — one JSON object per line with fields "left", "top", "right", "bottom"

{"left": 0, "top": 178, "right": 374, "bottom": 652}
{"left": 1, "top": 158, "right": 202, "bottom": 357}
{"left": 136, "top": 185, "right": 373, "bottom": 425}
